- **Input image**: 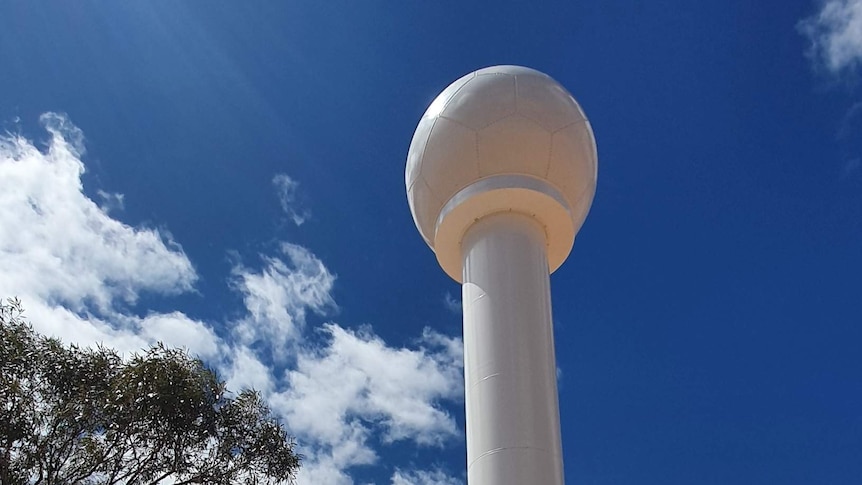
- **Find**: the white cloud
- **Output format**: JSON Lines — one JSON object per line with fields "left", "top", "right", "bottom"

{"left": 420, "top": 327, "right": 463, "bottom": 367}
{"left": 96, "top": 189, "right": 125, "bottom": 214}
{"left": 138, "top": 312, "right": 221, "bottom": 360}
{"left": 22, "top": 301, "right": 150, "bottom": 355}
{"left": 223, "top": 345, "right": 276, "bottom": 395}
{"left": 0, "top": 113, "right": 196, "bottom": 315}
{"left": 0, "top": 114, "right": 464, "bottom": 484}
{"left": 273, "top": 173, "right": 310, "bottom": 225}
{"left": 231, "top": 242, "right": 336, "bottom": 357}
{"left": 266, "top": 324, "right": 462, "bottom": 485}
{"left": 294, "top": 456, "right": 355, "bottom": 485}
{"left": 799, "top": 0, "right": 862, "bottom": 77}
{"left": 273, "top": 324, "right": 462, "bottom": 447}
{"left": 391, "top": 468, "right": 462, "bottom": 485}
{"left": 443, "top": 291, "right": 461, "bottom": 314}
{"left": 0, "top": 113, "right": 204, "bottom": 356}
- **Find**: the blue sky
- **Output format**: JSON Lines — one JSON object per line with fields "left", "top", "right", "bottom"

{"left": 1, "top": 1, "right": 861, "bottom": 484}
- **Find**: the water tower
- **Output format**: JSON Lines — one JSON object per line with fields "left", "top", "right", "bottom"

{"left": 406, "top": 65, "right": 597, "bottom": 485}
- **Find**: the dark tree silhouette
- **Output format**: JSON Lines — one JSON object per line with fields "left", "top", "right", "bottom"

{"left": 0, "top": 298, "right": 300, "bottom": 485}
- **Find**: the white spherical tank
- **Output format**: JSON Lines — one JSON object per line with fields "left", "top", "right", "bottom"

{"left": 405, "top": 65, "right": 597, "bottom": 281}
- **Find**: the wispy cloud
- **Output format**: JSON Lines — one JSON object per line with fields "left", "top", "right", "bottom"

{"left": 836, "top": 101, "right": 862, "bottom": 143}
{"left": 799, "top": 3, "right": 862, "bottom": 172}
{"left": 0, "top": 114, "right": 464, "bottom": 484}
{"left": 96, "top": 189, "right": 125, "bottom": 214}
{"left": 391, "top": 467, "right": 462, "bottom": 485}
{"left": 273, "top": 173, "right": 310, "bottom": 225}
{"left": 231, "top": 242, "right": 336, "bottom": 358}
{"left": 443, "top": 291, "right": 461, "bottom": 314}
{"left": 798, "top": 0, "right": 862, "bottom": 79}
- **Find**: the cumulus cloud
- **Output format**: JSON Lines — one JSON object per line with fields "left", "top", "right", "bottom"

{"left": 221, "top": 229, "right": 463, "bottom": 483}
{"left": 0, "top": 114, "right": 464, "bottom": 484}
{"left": 138, "top": 312, "right": 221, "bottom": 360}
{"left": 227, "top": 262, "right": 463, "bottom": 483}
{"left": 274, "top": 325, "right": 462, "bottom": 445}
{"left": 22, "top": 303, "right": 151, "bottom": 356}
{"left": 0, "top": 113, "right": 204, "bottom": 355}
{"left": 267, "top": 324, "right": 462, "bottom": 485}
{"left": 0, "top": 113, "right": 196, "bottom": 315}
{"left": 391, "top": 468, "right": 462, "bottom": 485}
{"left": 273, "top": 173, "right": 310, "bottom": 225}
{"left": 798, "top": 0, "right": 862, "bottom": 78}
{"left": 223, "top": 345, "right": 276, "bottom": 395}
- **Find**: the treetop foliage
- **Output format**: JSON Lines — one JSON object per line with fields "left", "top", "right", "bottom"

{"left": 0, "top": 298, "right": 300, "bottom": 485}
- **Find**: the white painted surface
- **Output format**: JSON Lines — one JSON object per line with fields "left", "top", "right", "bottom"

{"left": 406, "top": 65, "right": 597, "bottom": 485}
{"left": 461, "top": 213, "right": 564, "bottom": 485}
{"left": 434, "top": 175, "right": 574, "bottom": 282}
{"left": 405, "top": 65, "right": 597, "bottom": 270}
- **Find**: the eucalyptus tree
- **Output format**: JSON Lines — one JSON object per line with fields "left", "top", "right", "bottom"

{"left": 0, "top": 298, "right": 300, "bottom": 485}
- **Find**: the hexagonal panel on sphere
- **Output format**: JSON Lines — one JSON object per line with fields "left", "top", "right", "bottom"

{"left": 548, "top": 120, "right": 597, "bottom": 206}
{"left": 515, "top": 73, "right": 586, "bottom": 132}
{"left": 478, "top": 115, "right": 551, "bottom": 178}
{"left": 421, "top": 118, "right": 479, "bottom": 202}
{"left": 406, "top": 114, "right": 435, "bottom": 190}
{"left": 425, "top": 71, "right": 475, "bottom": 119}
{"left": 407, "top": 176, "right": 443, "bottom": 246}
{"left": 441, "top": 73, "right": 516, "bottom": 130}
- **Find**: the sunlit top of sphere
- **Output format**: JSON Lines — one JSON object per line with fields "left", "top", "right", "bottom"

{"left": 406, "top": 65, "right": 597, "bottom": 274}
